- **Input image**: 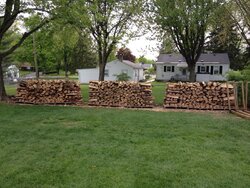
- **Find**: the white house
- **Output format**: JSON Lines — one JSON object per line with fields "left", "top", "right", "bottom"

{"left": 156, "top": 53, "right": 230, "bottom": 82}
{"left": 77, "top": 59, "right": 144, "bottom": 83}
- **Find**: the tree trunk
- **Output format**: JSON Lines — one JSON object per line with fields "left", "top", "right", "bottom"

{"left": 99, "top": 62, "right": 105, "bottom": 81}
{"left": 64, "top": 49, "right": 68, "bottom": 78}
{"left": 0, "top": 57, "right": 7, "bottom": 101}
{"left": 188, "top": 64, "right": 196, "bottom": 82}
{"left": 57, "top": 62, "right": 60, "bottom": 75}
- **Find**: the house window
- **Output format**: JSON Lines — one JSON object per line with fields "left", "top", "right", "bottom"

{"left": 164, "top": 66, "right": 174, "bottom": 72}
{"left": 104, "top": 69, "right": 109, "bottom": 77}
{"left": 200, "top": 66, "right": 206, "bottom": 73}
{"left": 214, "top": 66, "right": 219, "bottom": 74}
{"left": 214, "top": 66, "right": 220, "bottom": 75}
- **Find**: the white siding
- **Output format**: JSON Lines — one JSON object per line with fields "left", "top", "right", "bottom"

{"left": 77, "top": 60, "right": 144, "bottom": 83}
{"left": 196, "top": 63, "right": 229, "bottom": 81}
{"left": 156, "top": 63, "right": 229, "bottom": 81}
{"left": 77, "top": 68, "right": 99, "bottom": 83}
{"left": 105, "top": 60, "right": 135, "bottom": 81}
{"left": 156, "top": 63, "right": 180, "bottom": 81}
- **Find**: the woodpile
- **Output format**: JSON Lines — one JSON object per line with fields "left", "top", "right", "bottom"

{"left": 14, "top": 80, "right": 82, "bottom": 105}
{"left": 164, "top": 82, "right": 235, "bottom": 110}
{"left": 88, "top": 81, "right": 153, "bottom": 108}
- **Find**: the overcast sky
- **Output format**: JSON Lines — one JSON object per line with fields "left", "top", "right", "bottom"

{"left": 126, "top": 35, "right": 161, "bottom": 60}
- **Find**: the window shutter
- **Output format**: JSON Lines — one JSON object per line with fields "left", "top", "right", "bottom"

{"left": 198, "top": 66, "right": 201, "bottom": 73}
{"left": 206, "top": 66, "right": 209, "bottom": 73}
{"left": 172, "top": 66, "right": 175, "bottom": 72}
{"left": 219, "top": 66, "right": 223, "bottom": 74}
{"left": 164, "top": 66, "right": 166, "bottom": 72}
{"left": 210, "top": 66, "right": 214, "bottom": 75}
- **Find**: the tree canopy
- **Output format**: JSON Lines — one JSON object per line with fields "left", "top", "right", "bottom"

{"left": 0, "top": 0, "right": 53, "bottom": 100}
{"left": 116, "top": 47, "right": 136, "bottom": 63}
{"left": 154, "top": 0, "right": 217, "bottom": 81}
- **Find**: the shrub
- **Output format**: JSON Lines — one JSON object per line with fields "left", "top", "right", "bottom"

{"left": 115, "top": 72, "right": 131, "bottom": 81}
{"left": 226, "top": 70, "right": 245, "bottom": 81}
{"left": 145, "top": 67, "right": 155, "bottom": 75}
{"left": 242, "top": 64, "right": 250, "bottom": 81}
{"left": 145, "top": 75, "right": 151, "bottom": 80}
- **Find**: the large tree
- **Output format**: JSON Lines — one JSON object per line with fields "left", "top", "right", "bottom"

{"left": 227, "top": 0, "right": 250, "bottom": 46}
{"left": 83, "top": 0, "right": 143, "bottom": 80}
{"left": 0, "top": 0, "right": 51, "bottom": 101}
{"left": 154, "top": 0, "right": 217, "bottom": 81}
{"left": 116, "top": 47, "right": 136, "bottom": 63}
{"left": 205, "top": 9, "right": 244, "bottom": 70}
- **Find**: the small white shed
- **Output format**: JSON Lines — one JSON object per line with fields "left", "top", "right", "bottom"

{"left": 77, "top": 59, "right": 144, "bottom": 83}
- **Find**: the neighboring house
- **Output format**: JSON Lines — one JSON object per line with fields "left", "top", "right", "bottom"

{"left": 141, "top": 63, "right": 153, "bottom": 70}
{"left": 77, "top": 59, "right": 144, "bottom": 83}
{"left": 156, "top": 53, "right": 230, "bottom": 82}
{"left": 20, "top": 63, "right": 35, "bottom": 71}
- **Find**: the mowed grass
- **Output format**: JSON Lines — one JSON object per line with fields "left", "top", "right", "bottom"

{"left": 5, "top": 84, "right": 17, "bottom": 96}
{"left": 0, "top": 103, "right": 249, "bottom": 187}
{"left": 152, "top": 81, "right": 166, "bottom": 106}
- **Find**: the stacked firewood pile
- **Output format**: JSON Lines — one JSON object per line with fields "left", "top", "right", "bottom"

{"left": 164, "top": 82, "right": 235, "bottom": 110}
{"left": 14, "top": 80, "right": 82, "bottom": 105}
{"left": 88, "top": 81, "right": 153, "bottom": 108}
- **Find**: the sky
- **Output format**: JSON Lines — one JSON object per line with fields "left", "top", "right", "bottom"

{"left": 118, "top": 25, "right": 162, "bottom": 61}
{"left": 126, "top": 34, "right": 161, "bottom": 61}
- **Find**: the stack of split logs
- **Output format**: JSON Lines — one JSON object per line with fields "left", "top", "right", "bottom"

{"left": 15, "top": 80, "right": 82, "bottom": 105}
{"left": 88, "top": 81, "right": 153, "bottom": 108}
{"left": 164, "top": 82, "right": 235, "bottom": 110}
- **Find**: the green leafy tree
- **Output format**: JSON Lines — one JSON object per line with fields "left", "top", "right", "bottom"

{"left": 205, "top": 15, "right": 243, "bottom": 70}
{"left": 69, "top": 32, "right": 98, "bottom": 74}
{"left": 0, "top": 0, "right": 51, "bottom": 100}
{"left": 154, "top": 0, "right": 218, "bottom": 81}
{"left": 159, "top": 34, "right": 177, "bottom": 54}
{"left": 116, "top": 47, "right": 136, "bottom": 62}
{"left": 82, "top": 0, "right": 144, "bottom": 80}
{"left": 226, "top": 0, "right": 250, "bottom": 46}
{"left": 115, "top": 72, "right": 131, "bottom": 81}
{"left": 15, "top": 15, "right": 58, "bottom": 76}
{"left": 53, "top": 23, "right": 79, "bottom": 77}
{"left": 137, "top": 56, "right": 154, "bottom": 64}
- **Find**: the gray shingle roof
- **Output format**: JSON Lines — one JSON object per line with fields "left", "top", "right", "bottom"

{"left": 157, "top": 53, "right": 230, "bottom": 64}
{"left": 121, "top": 60, "right": 143, "bottom": 69}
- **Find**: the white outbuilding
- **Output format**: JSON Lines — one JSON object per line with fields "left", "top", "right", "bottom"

{"left": 77, "top": 59, "right": 144, "bottom": 83}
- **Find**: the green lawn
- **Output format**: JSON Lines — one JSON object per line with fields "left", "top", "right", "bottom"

{"left": 5, "top": 84, "right": 17, "bottom": 96}
{"left": 152, "top": 81, "right": 166, "bottom": 106}
{"left": 0, "top": 104, "right": 249, "bottom": 187}
{"left": 81, "top": 84, "right": 89, "bottom": 103}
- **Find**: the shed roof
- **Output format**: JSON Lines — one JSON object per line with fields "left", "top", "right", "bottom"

{"left": 157, "top": 53, "right": 230, "bottom": 64}
{"left": 120, "top": 60, "right": 143, "bottom": 69}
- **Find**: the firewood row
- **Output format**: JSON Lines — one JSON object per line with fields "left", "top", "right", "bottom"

{"left": 88, "top": 81, "right": 153, "bottom": 108}
{"left": 164, "top": 82, "right": 235, "bottom": 110}
{"left": 14, "top": 80, "right": 82, "bottom": 105}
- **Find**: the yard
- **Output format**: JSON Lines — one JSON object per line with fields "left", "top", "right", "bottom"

{"left": 0, "top": 103, "right": 249, "bottom": 187}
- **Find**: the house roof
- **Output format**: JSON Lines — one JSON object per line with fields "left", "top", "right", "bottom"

{"left": 120, "top": 60, "right": 143, "bottom": 69}
{"left": 141, "top": 63, "right": 152, "bottom": 69}
{"left": 20, "top": 62, "right": 34, "bottom": 67}
{"left": 157, "top": 53, "right": 230, "bottom": 64}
